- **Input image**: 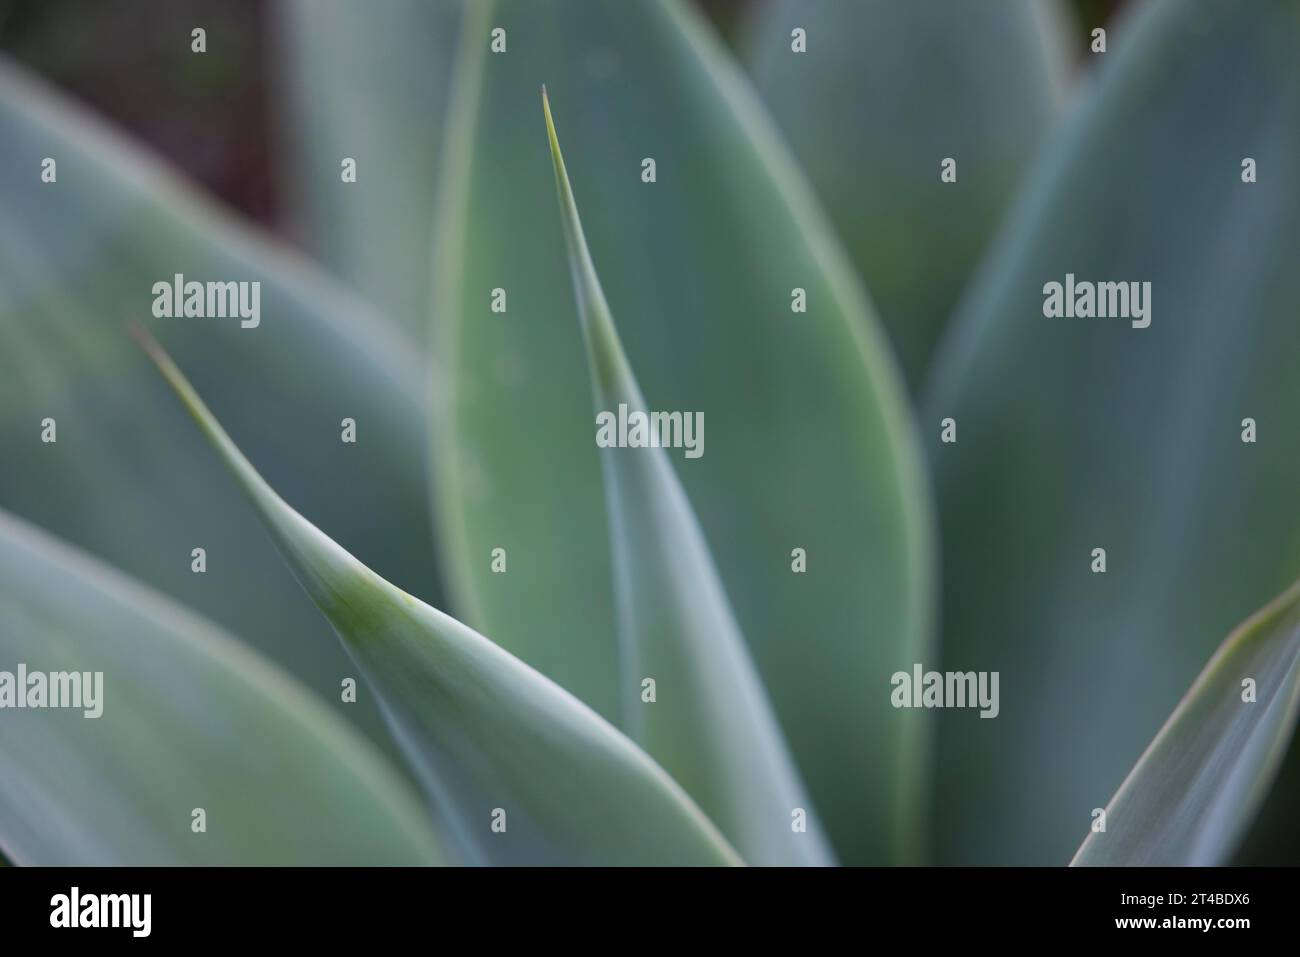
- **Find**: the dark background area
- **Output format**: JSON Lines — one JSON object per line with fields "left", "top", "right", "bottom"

{"left": 0, "top": 0, "right": 1120, "bottom": 236}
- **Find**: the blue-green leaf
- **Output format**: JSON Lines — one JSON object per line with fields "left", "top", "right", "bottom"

{"left": 432, "top": 0, "right": 934, "bottom": 865}
{"left": 544, "top": 89, "right": 830, "bottom": 865}
{"left": 274, "top": 0, "right": 462, "bottom": 337}
{"left": 741, "top": 0, "right": 1073, "bottom": 386}
{"left": 0, "top": 510, "right": 444, "bottom": 866}
{"left": 1072, "top": 579, "right": 1300, "bottom": 865}
{"left": 0, "top": 57, "right": 438, "bottom": 755}
{"left": 136, "top": 326, "right": 741, "bottom": 866}
{"left": 923, "top": 0, "right": 1300, "bottom": 864}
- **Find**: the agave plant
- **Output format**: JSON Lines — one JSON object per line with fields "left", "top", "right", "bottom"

{"left": 1, "top": 0, "right": 1298, "bottom": 867}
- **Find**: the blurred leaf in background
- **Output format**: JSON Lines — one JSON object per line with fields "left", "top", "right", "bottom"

{"left": 274, "top": 0, "right": 462, "bottom": 339}
{"left": 740, "top": 0, "right": 1074, "bottom": 388}
{"left": 0, "top": 509, "right": 443, "bottom": 865}
{"left": 0, "top": 60, "right": 439, "bottom": 759}
{"left": 1071, "top": 577, "right": 1300, "bottom": 866}
{"left": 924, "top": 0, "right": 1300, "bottom": 864}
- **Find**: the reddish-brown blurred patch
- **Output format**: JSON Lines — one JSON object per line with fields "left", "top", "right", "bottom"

{"left": 0, "top": 0, "right": 276, "bottom": 223}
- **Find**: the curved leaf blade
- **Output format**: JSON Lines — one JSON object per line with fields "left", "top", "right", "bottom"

{"left": 741, "top": 0, "right": 1073, "bottom": 386}
{"left": 1072, "top": 580, "right": 1300, "bottom": 865}
{"left": 922, "top": 0, "right": 1300, "bottom": 863}
{"left": 544, "top": 90, "right": 830, "bottom": 866}
{"left": 135, "top": 327, "right": 740, "bottom": 867}
{"left": 0, "top": 58, "right": 439, "bottom": 754}
{"left": 0, "top": 510, "right": 444, "bottom": 866}
{"left": 433, "top": 0, "right": 934, "bottom": 865}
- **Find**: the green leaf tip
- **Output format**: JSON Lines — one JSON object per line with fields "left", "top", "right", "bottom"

{"left": 541, "top": 82, "right": 832, "bottom": 866}
{"left": 133, "top": 324, "right": 742, "bottom": 867}
{"left": 541, "top": 85, "right": 565, "bottom": 207}
{"left": 129, "top": 320, "right": 256, "bottom": 495}
{"left": 1071, "top": 576, "right": 1300, "bottom": 866}
{"left": 540, "top": 89, "right": 637, "bottom": 398}
{"left": 128, "top": 321, "right": 319, "bottom": 574}
{"left": 434, "top": 0, "right": 933, "bottom": 865}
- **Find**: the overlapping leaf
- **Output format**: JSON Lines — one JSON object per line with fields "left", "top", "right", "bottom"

{"left": 544, "top": 90, "right": 830, "bottom": 865}
{"left": 0, "top": 58, "right": 439, "bottom": 752}
{"left": 923, "top": 0, "right": 1300, "bottom": 864}
{"left": 1072, "top": 579, "right": 1300, "bottom": 865}
{"left": 137, "top": 328, "right": 741, "bottom": 866}
{"left": 0, "top": 509, "right": 443, "bottom": 866}
{"left": 741, "top": 0, "right": 1072, "bottom": 386}
{"left": 430, "top": 0, "right": 933, "bottom": 864}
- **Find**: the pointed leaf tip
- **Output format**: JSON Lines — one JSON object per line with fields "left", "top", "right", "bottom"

{"left": 433, "top": 0, "right": 935, "bottom": 865}
{"left": 137, "top": 333, "right": 742, "bottom": 867}
{"left": 544, "top": 86, "right": 832, "bottom": 866}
